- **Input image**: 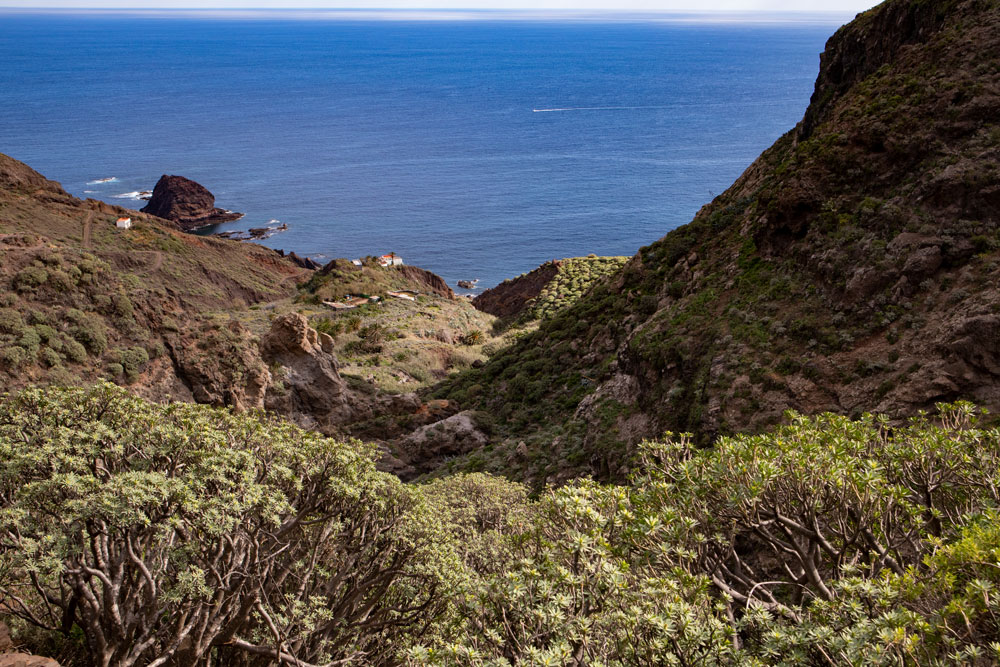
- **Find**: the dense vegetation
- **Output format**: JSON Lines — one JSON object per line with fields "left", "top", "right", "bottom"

{"left": 2, "top": 384, "right": 998, "bottom": 665}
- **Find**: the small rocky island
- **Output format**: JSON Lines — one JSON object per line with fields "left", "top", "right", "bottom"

{"left": 141, "top": 174, "right": 243, "bottom": 230}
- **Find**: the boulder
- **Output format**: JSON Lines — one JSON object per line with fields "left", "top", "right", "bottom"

{"left": 141, "top": 175, "right": 242, "bottom": 230}
{"left": 0, "top": 656, "right": 60, "bottom": 667}
{"left": 392, "top": 410, "right": 490, "bottom": 480}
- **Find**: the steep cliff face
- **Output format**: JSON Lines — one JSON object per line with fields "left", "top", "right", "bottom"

{"left": 440, "top": 0, "right": 1000, "bottom": 485}
{"left": 394, "top": 264, "right": 456, "bottom": 299}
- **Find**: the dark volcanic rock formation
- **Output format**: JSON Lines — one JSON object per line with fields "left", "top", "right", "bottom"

{"left": 141, "top": 175, "right": 242, "bottom": 230}
{"left": 279, "top": 250, "right": 322, "bottom": 270}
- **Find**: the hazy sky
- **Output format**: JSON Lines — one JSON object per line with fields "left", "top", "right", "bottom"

{"left": 1, "top": 0, "right": 883, "bottom": 13}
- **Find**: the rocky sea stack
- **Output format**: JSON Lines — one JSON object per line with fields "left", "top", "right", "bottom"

{"left": 141, "top": 174, "right": 243, "bottom": 230}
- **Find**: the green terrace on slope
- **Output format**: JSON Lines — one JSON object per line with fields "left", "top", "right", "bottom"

{"left": 492, "top": 256, "right": 630, "bottom": 332}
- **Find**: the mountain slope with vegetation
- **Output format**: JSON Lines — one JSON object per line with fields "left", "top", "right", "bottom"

{"left": 437, "top": 0, "right": 1000, "bottom": 485}
{"left": 0, "top": 152, "right": 302, "bottom": 399}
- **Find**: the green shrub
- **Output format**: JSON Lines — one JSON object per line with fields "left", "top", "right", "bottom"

{"left": 115, "top": 346, "right": 149, "bottom": 382}
{"left": 62, "top": 338, "right": 87, "bottom": 363}
{"left": 39, "top": 346, "right": 61, "bottom": 368}
{"left": 46, "top": 270, "right": 73, "bottom": 292}
{"left": 17, "top": 328, "right": 41, "bottom": 356}
{"left": 356, "top": 323, "right": 386, "bottom": 353}
{"left": 0, "top": 308, "right": 25, "bottom": 336}
{"left": 66, "top": 309, "right": 107, "bottom": 355}
{"left": 459, "top": 329, "right": 484, "bottom": 346}
{"left": 0, "top": 346, "right": 27, "bottom": 369}
{"left": 12, "top": 266, "right": 48, "bottom": 291}
{"left": 313, "top": 316, "right": 342, "bottom": 337}
{"left": 110, "top": 293, "right": 135, "bottom": 325}
{"left": 33, "top": 324, "right": 58, "bottom": 344}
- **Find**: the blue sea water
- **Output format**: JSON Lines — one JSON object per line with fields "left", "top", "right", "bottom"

{"left": 0, "top": 11, "right": 846, "bottom": 290}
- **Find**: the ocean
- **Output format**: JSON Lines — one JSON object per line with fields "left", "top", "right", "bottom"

{"left": 0, "top": 10, "right": 847, "bottom": 290}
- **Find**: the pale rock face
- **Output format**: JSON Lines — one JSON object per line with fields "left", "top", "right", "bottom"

{"left": 261, "top": 313, "right": 354, "bottom": 431}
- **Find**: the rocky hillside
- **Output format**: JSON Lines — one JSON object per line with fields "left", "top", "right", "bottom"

{"left": 0, "top": 152, "right": 501, "bottom": 479}
{"left": 0, "top": 152, "right": 305, "bottom": 398}
{"left": 436, "top": 0, "right": 1000, "bottom": 485}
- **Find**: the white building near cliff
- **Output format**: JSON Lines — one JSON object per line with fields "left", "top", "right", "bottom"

{"left": 116, "top": 217, "right": 132, "bottom": 229}
{"left": 378, "top": 254, "right": 403, "bottom": 267}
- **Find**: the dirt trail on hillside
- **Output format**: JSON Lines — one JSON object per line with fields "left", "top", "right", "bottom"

{"left": 82, "top": 211, "right": 93, "bottom": 248}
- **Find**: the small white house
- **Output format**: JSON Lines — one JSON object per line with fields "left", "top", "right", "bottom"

{"left": 378, "top": 253, "right": 403, "bottom": 267}
{"left": 116, "top": 217, "right": 132, "bottom": 229}
{"left": 352, "top": 259, "right": 363, "bottom": 266}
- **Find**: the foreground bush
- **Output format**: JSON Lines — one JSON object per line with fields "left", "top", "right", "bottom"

{"left": 0, "top": 383, "right": 459, "bottom": 667}
{"left": 411, "top": 405, "right": 1000, "bottom": 665}
{"left": 2, "top": 385, "right": 998, "bottom": 666}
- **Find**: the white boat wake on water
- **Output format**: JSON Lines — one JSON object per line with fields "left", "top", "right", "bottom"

{"left": 532, "top": 105, "right": 671, "bottom": 112}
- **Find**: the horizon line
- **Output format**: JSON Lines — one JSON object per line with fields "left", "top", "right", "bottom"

{"left": 0, "top": 6, "right": 860, "bottom": 22}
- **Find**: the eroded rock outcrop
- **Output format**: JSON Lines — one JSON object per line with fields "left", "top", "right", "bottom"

{"left": 260, "top": 313, "right": 357, "bottom": 430}
{"left": 141, "top": 175, "right": 242, "bottom": 230}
